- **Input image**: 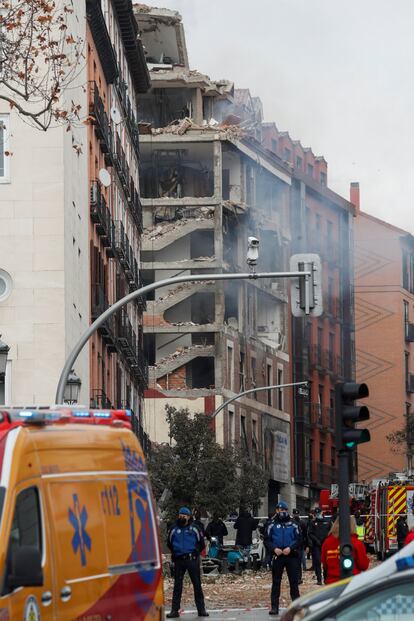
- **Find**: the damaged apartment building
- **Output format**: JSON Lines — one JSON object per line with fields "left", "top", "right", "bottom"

{"left": 134, "top": 5, "right": 294, "bottom": 510}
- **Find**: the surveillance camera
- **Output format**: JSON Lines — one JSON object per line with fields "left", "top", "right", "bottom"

{"left": 247, "top": 236, "right": 259, "bottom": 267}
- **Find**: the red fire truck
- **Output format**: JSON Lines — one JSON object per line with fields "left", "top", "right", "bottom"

{"left": 365, "top": 478, "right": 414, "bottom": 559}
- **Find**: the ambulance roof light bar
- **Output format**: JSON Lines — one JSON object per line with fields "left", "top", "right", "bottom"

{"left": 0, "top": 408, "right": 132, "bottom": 428}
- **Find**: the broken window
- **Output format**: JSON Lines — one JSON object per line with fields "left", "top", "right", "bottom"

{"left": 140, "top": 143, "right": 215, "bottom": 198}
{"left": 138, "top": 88, "right": 196, "bottom": 128}
{"left": 224, "top": 282, "right": 239, "bottom": 326}
{"left": 190, "top": 230, "right": 214, "bottom": 259}
{"left": 188, "top": 357, "right": 215, "bottom": 389}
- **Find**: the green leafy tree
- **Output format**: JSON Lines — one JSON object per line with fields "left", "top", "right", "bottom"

{"left": 148, "top": 405, "right": 267, "bottom": 520}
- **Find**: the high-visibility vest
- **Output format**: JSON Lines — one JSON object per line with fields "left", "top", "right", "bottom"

{"left": 356, "top": 524, "right": 365, "bottom": 541}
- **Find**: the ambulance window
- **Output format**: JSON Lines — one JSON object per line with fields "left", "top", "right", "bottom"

{"left": 9, "top": 487, "right": 42, "bottom": 552}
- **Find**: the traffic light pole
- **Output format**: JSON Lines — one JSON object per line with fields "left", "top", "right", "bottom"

{"left": 338, "top": 448, "right": 353, "bottom": 578}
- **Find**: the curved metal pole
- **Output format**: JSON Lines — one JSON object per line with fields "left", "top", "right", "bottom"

{"left": 211, "top": 381, "right": 309, "bottom": 419}
{"left": 55, "top": 270, "right": 310, "bottom": 404}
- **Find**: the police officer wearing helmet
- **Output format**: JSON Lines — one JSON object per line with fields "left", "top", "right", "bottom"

{"left": 265, "top": 501, "right": 301, "bottom": 616}
{"left": 167, "top": 507, "right": 209, "bottom": 618}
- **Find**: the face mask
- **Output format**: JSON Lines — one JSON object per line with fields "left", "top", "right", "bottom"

{"left": 279, "top": 511, "right": 289, "bottom": 521}
{"left": 178, "top": 518, "right": 187, "bottom": 526}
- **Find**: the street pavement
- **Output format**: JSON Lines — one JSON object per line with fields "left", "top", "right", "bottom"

{"left": 178, "top": 607, "right": 284, "bottom": 620}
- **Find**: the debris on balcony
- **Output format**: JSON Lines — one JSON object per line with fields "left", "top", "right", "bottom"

{"left": 143, "top": 208, "right": 214, "bottom": 240}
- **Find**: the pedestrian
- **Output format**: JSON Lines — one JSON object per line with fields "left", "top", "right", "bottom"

{"left": 405, "top": 525, "right": 414, "bottom": 546}
{"left": 166, "top": 507, "right": 209, "bottom": 618}
{"left": 292, "top": 508, "right": 307, "bottom": 583}
{"left": 354, "top": 510, "right": 366, "bottom": 547}
{"left": 205, "top": 514, "right": 228, "bottom": 545}
{"left": 307, "top": 507, "right": 331, "bottom": 585}
{"left": 321, "top": 516, "right": 369, "bottom": 584}
{"left": 396, "top": 513, "right": 409, "bottom": 550}
{"left": 259, "top": 511, "right": 276, "bottom": 570}
{"left": 265, "top": 500, "right": 301, "bottom": 616}
{"left": 234, "top": 508, "right": 259, "bottom": 562}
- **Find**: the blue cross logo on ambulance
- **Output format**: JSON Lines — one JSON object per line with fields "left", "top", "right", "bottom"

{"left": 23, "top": 596, "right": 40, "bottom": 621}
{"left": 122, "top": 442, "right": 158, "bottom": 586}
{"left": 68, "top": 493, "right": 92, "bottom": 566}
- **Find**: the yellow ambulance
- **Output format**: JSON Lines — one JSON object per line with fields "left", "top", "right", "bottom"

{"left": 0, "top": 408, "right": 164, "bottom": 620}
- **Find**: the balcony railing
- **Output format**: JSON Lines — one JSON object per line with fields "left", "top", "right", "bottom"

{"left": 406, "top": 373, "right": 414, "bottom": 394}
{"left": 91, "top": 284, "right": 117, "bottom": 352}
{"left": 90, "top": 181, "right": 115, "bottom": 257}
{"left": 312, "top": 462, "right": 338, "bottom": 486}
{"left": 115, "top": 71, "right": 140, "bottom": 154}
{"left": 129, "top": 179, "right": 143, "bottom": 232}
{"left": 310, "top": 344, "right": 323, "bottom": 368}
{"left": 89, "top": 82, "right": 113, "bottom": 163}
{"left": 310, "top": 404, "right": 334, "bottom": 431}
{"left": 405, "top": 322, "right": 414, "bottom": 342}
{"left": 90, "top": 388, "right": 113, "bottom": 409}
{"left": 114, "top": 133, "right": 130, "bottom": 193}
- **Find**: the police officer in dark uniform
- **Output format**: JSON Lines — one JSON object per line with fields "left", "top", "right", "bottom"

{"left": 265, "top": 500, "right": 301, "bottom": 616}
{"left": 167, "top": 507, "right": 209, "bottom": 618}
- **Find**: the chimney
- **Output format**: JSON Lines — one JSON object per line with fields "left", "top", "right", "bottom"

{"left": 350, "top": 182, "right": 360, "bottom": 213}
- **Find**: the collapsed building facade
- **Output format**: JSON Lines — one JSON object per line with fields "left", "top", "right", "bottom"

{"left": 134, "top": 5, "right": 357, "bottom": 510}
{"left": 134, "top": 5, "right": 294, "bottom": 510}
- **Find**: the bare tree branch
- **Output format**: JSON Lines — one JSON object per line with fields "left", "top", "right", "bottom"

{"left": 0, "top": 0, "right": 84, "bottom": 130}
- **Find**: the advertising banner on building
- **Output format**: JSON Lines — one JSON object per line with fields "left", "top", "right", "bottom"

{"left": 272, "top": 430, "right": 289, "bottom": 483}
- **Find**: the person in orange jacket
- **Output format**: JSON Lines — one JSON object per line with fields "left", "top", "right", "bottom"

{"left": 321, "top": 516, "right": 369, "bottom": 585}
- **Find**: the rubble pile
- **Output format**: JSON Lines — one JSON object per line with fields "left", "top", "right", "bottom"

{"left": 155, "top": 343, "right": 212, "bottom": 368}
{"left": 164, "top": 554, "right": 380, "bottom": 610}
{"left": 143, "top": 209, "right": 214, "bottom": 241}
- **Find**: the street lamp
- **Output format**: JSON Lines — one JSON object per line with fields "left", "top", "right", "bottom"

{"left": 63, "top": 369, "right": 82, "bottom": 405}
{"left": 0, "top": 337, "right": 10, "bottom": 376}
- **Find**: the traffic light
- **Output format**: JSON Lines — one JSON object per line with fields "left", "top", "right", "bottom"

{"left": 335, "top": 382, "right": 370, "bottom": 451}
{"left": 340, "top": 542, "right": 354, "bottom": 576}
{"left": 289, "top": 253, "right": 323, "bottom": 317}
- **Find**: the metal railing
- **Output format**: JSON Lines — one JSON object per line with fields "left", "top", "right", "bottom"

{"left": 89, "top": 82, "right": 113, "bottom": 161}
{"left": 312, "top": 462, "right": 338, "bottom": 486}
{"left": 90, "top": 180, "right": 115, "bottom": 255}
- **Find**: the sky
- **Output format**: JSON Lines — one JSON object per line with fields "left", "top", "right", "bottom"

{"left": 148, "top": 0, "right": 414, "bottom": 231}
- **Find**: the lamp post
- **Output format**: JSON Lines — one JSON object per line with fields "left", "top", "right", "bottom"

{"left": 0, "top": 337, "right": 10, "bottom": 376}
{"left": 63, "top": 369, "right": 82, "bottom": 405}
{"left": 210, "top": 381, "right": 309, "bottom": 419}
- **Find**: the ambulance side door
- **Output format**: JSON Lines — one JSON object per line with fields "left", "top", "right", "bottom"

{"left": 45, "top": 478, "right": 111, "bottom": 621}
{"left": 0, "top": 485, "right": 54, "bottom": 620}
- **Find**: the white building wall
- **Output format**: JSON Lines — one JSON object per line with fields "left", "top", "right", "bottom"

{"left": 0, "top": 5, "right": 89, "bottom": 406}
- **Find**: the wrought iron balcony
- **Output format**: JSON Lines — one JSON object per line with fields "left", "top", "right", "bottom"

{"left": 90, "top": 181, "right": 115, "bottom": 256}
{"left": 312, "top": 462, "right": 338, "bottom": 486}
{"left": 89, "top": 82, "right": 113, "bottom": 163}
{"left": 405, "top": 322, "right": 414, "bottom": 342}
{"left": 114, "top": 133, "right": 130, "bottom": 193}
{"left": 406, "top": 373, "right": 414, "bottom": 394}
{"left": 115, "top": 71, "right": 140, "bottom": 155}
{"left": 310, "top": 404, "right": 334, "bottom": 431}
{"left": 309, "top": 344, "right": 323, "bottom": 368}
{"left": 91, "top": 284, "right": 117, "bottom": 352}
{"left": 129, "top": 180, "right": 143, "bottom": 232}
{"left": 90, "top": 388, "right": 113, "bottom": 409}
